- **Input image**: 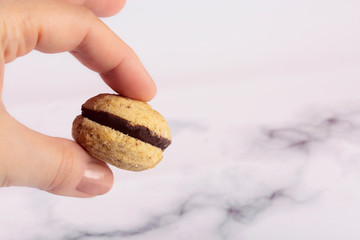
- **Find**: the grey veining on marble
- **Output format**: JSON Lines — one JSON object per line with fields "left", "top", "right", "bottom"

{"left": 2, "top": 103, "right": 360, "bottom": 239}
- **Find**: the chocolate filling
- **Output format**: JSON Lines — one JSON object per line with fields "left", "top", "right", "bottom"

{"left": 81, "top": 107, "right": 171, "bottom": 150}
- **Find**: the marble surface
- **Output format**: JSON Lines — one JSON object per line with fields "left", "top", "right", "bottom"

{"left": 1, "top": 0, "right": 360, "bottom": 239}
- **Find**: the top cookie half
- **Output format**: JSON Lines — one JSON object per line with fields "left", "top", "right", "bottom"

{"left": 81, "top": 94, "right": 171, "bottom": 150}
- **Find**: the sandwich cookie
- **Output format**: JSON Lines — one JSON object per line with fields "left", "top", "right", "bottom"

{"left": 72, "top": 94, "right": 171, "bottom": 171}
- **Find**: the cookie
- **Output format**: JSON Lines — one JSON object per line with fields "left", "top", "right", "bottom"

{"left": 72, "top": 94, "right": 171, "bottom": 171}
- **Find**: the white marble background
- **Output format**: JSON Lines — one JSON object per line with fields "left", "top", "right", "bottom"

{"left": 1, "top": 0, "right": 360, "bottom": 239}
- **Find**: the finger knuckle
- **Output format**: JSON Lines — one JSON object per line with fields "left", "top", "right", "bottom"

{"left": 45, "top": 141, "right": 76, "bottom": 192}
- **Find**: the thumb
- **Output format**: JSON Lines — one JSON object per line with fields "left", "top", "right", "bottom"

{"left": 0, "top": 112, "right": 113, "bottom": 197}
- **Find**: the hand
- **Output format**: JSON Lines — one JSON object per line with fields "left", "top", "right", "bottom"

{"left": 0, "top": 0, "right": 156, "bottom": 197}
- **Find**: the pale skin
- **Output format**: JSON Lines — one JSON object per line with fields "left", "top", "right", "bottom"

{"left": 0, "top": 0, "right": 157, "bottom": 197}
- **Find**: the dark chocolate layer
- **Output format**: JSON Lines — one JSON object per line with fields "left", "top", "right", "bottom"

{"left": 81, "top": 107, "right": 171, "bottom": 150}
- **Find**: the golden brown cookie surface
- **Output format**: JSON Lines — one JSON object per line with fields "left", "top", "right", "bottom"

{"left": 72, "top": 94, "right": 171, "bottom": 171}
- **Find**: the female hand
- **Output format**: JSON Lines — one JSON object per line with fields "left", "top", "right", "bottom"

{"left": 0, "top": 0, "right": 156, "bottom": 197}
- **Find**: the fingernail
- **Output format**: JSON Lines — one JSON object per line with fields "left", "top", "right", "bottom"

{"left": 76, "top": 161, "right": 113, "bottom": 196}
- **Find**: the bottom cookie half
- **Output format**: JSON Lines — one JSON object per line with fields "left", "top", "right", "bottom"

{"left": 72, "top": 116, "right": 163, "bottom": 171}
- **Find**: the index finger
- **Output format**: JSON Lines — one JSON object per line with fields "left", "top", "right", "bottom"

{"left": 0, "top": 0, "right": 156, "bottom": 101}
{"left": 69, "top": 18, "right": 157, "bottom": 102}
